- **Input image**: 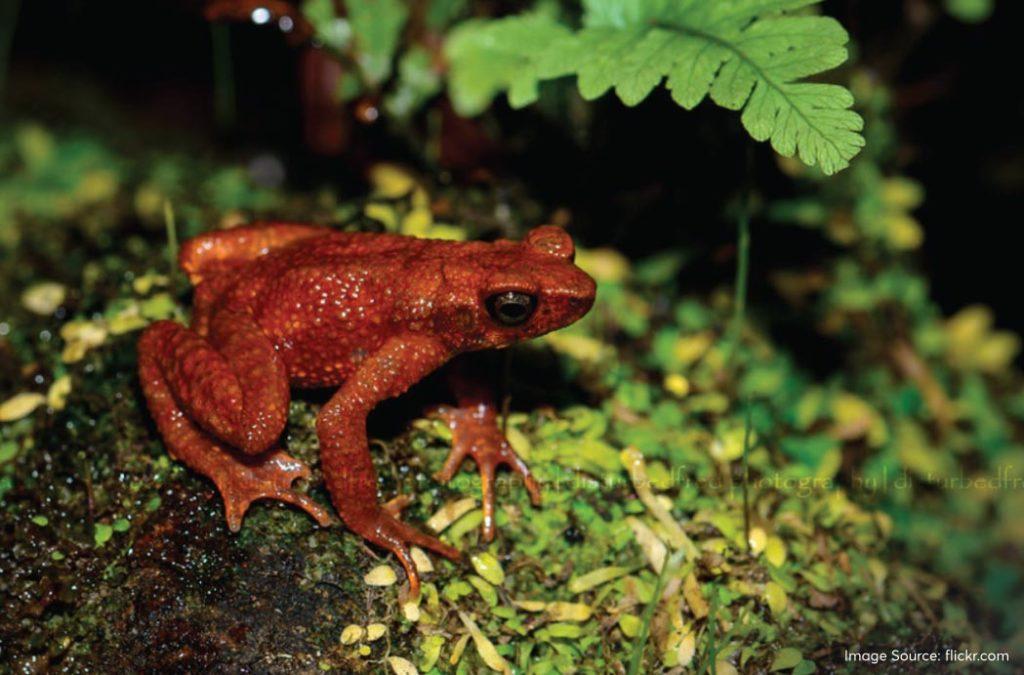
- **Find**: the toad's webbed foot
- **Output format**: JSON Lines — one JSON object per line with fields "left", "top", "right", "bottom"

{"left": 213, "top": 448, "right": 332, "bottom": 531}
{"left": 353, "top": 506, "right": 461, "bottom": 598}
{"left": 138, "top": 321, "right": 330, "bottom": 532}
{"left": 434, "top": 404, "right": 542, "bottom": 542}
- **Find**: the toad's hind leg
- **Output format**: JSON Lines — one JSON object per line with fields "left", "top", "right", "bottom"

{"left": 138, "top": 321, "right": 331, "bottom": 530}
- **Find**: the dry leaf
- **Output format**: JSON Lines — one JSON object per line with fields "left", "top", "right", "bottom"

{"left": 21, "top": 282, "right": 66, "bottom": 315}
{"left": 0, "top": 393, "right": 46, "bottom": 422}
{"left": 449, "top": 633, "right": 470, "bottom": 666}
{"left": 546, "top": 602, "right": 593, "bottom": 622}
{"left": 364, "top": 564, "right": 397, "bottom": 587}
{"left": 568, "top": 566, "right": 630, "bottom": 594}
{"left": 683, "top": 573, "right": 709, "bottom": 618}
{"left": 340, "top": 624, "right": 364, "bottom": 645}
{"left": 626, "top": 516, "right": 667, "bottom": 572}
{"left": 677, "top": 631, "right": 696, "bottom": 666}
{"left": 388, "top": 656, "right": 419, "bottom": 675}
{"left": 46, "top": 376, "right": 72, "bottom": 410}
{"left": 426, "top": 497, "right": 476, "bottom": 532}
{"left": 410, "top": 546, "right": 434, "bottom": 573}
{"left": 458, "top": 611, "right": 511, "bottom": 674}
{"left": 621, "top": 447, "right": 697, "bottom": 557}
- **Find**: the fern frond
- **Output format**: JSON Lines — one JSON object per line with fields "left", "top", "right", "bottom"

{"left": 445, "top": 14, "right": 572, "bottom": 116}
{"left": 446, "top": 0, "right": 865, "bottom": 174}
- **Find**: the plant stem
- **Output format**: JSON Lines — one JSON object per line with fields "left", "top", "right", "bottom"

{"left": 726, "top": 200, "right": 751, "bottom": 364}
{"left": 703, "top": 586, "right": 719, "bottom": 675}
{"left": 210, "top": 23, "right": 236, "bottom": 130}
{"left": 742, "top": 400, "right": 753, "bottom": 553}
{"left": 627, "top": 550, "right": 684, "bottom": 675}
{"left": 163, "top": 200, "right": 180, "bottom": 284}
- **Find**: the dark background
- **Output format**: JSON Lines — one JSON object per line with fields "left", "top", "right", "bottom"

{"left": 4, "top": 0, "right": 1023, "bottom": 335}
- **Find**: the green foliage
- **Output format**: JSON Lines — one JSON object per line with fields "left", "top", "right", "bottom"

{"left": 300, "top": 0, "right": 458, "bottom": 118}
{"left": 446, "top": 12, "right": 572, "bottom": 114}
{"left": 767, "top": 72, "right": 1024, "bottom": 642}
{"left": 0, "top": 124, "right": 122, "bottom": 249}
{"left": 295, "top": 0, "right": 866, "bottom": 174}
{"left": 345, "top": 0, "right": 408, "bottom": 86}
{"left": 446, "top": 0, "right": 865, "bottom": 174}
{"left": 2, "top": 117, "right": 1021, "bottom": 672}
{"left": 302, "top": 0, "right": 410, "bottom": 89}
{"left": 945, "top": 0, "right": 995, "bottom": 23}
{"left": 385, "top": 47, "right": 443, "bottom": 117}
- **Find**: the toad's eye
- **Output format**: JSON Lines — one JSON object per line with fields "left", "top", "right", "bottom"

{"left": 486, "top": 291, "right": 537, "bottom": 327}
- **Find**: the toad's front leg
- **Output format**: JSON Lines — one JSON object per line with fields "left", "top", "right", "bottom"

{"left": 316, "top": 335, "right": 461, "bottom": 598}
{"left": 433, "top": 357, "right": 541, "bottom": 542}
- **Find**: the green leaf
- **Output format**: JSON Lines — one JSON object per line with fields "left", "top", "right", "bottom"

{"left": 568, "top": 0, "right": 864, "bottom": 174}
{"left": 765, "top": 580, "right": 788, "bottom": 616}
{"left": 346, "top": 0, "right": 409, "bottom": 86}
{"left": 793, "top": 659, "right": 817, "bottom": 675}
{"left": 302, "top": 0, "right": 408, "bottom": 87}
{"left": 385, "top": 47, "right": 443, "bottom": 118}
{"left": 445, "top": 13, "right": 573, "bottom": 115}
{"left": 447, "top": 0, "right": 864, "bottom": 174}
{"left": 302, "top": 0, "right": 353, "bottom": 52}
{"left": 945, "top": 0, "right": 994, "bottom": 23}
{"left": 770, "top": 647, "right": 803, "bottom": 671}
{"left": 779, "top": 435, "right": 837, "bottom": 468}
{"left": 0, "top": 441, "right": 17, "bottom": 463}
{"left": 425, "top": 0, "right": 468, "bottom": 30}
{"left": 94, "top": 523, "right": 113, "bottom": 547}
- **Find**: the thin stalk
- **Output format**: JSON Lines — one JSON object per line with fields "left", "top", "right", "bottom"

{"left": 741, "top": 400, "right": 753, "bottom": 553}
{"left": 731, "top": 145, "right": 755, "bottom": 548}
{"left": 163, "top": 200, "right": 180, "bottom": 284}
{"left": 210, "top": 23, "right": 236, "bottom": 130}
{"left": 726, "top": 140, "right": 755, "bottom": 369}
{"left": 726, "top": 206, "right": 751, "bottom": 363}
{"left": 702, "top": 586, "right": 719, "bottom": 675}
{"left": 627, "top": 550, "right": 684, "bottom": 675}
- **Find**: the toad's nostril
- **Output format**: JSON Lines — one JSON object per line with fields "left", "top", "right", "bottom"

{"left": 567, "top": 294, "right": 595, "bottom": 317}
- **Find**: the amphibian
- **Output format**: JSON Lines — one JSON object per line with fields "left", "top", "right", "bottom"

{"left": 138, "top": 222, "right": 595, "bottom": 595}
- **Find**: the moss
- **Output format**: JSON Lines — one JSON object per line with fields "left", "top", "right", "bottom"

{"left": 1, "top": 120, "right": 1020, "bottom": 674}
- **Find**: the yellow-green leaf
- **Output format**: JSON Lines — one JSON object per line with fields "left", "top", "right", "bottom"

{"left": 0, "top": 393, "right": 46, "bottom": 422}
{"left": 458, "top": 611, "right": 511, "bottom": 674}
{"left": 470, "top": 552, "right": 505, "bottom": 586}
{"left": 765, "top": 536, "right": 787, "bottom": 567}
{"left": 765, "top": 581, "right": 788, "bottom": 616}
{"left": 568, "top": 566, "right": 630, "bottom": 594}
{"left": 364, "top": 564, "right": 398, "bottom": 587}
{"left": 771, "top": 647, "right": 803, "bottom": 671}
{"left": 388, "top": 656, "right": 419, "bottom": 675}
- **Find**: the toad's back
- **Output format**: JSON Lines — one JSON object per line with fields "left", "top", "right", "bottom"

{"left": 181, "top": 225, "right": 456, "bottom": 388}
